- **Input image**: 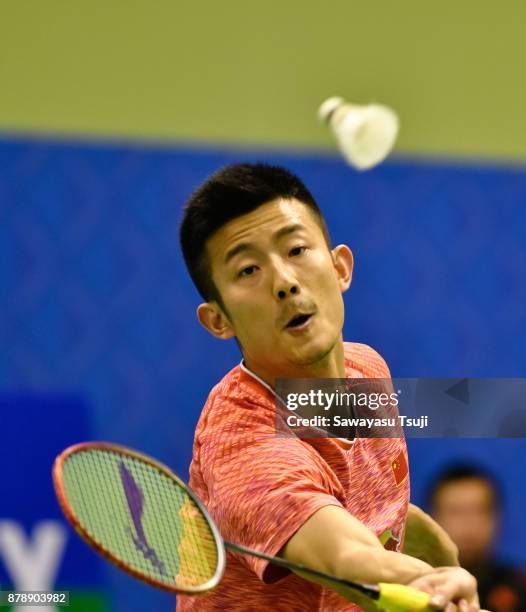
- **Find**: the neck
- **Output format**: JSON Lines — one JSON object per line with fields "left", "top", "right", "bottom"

{"left": 243, "top": 338, "right": 346, "bottom": 390}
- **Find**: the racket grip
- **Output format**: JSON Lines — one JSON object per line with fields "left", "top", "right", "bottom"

{"left": 377, "top": 583, "right": 431, "bottom": 610}
{"left": 377, "top": 583, "right": 491, "bottom": 612}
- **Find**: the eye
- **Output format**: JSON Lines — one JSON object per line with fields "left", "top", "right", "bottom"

{"left": 239, "top": 265, "right": 258, "bottom": 277}
{"left": 289, "top": 246, "right": 307, "bottom": 257}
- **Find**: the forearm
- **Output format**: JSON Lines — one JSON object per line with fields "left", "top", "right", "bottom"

{"left": 336, "top": 544, "right": 434, "bottom": 585}
{"left": 404, "top": 503, "right": 459, "bottom": 567}
{"left": 283, "top": 505, "right": 433, "bottom": 587}
{"left": 283, "top": 504, "right": 477, "bottom": 608}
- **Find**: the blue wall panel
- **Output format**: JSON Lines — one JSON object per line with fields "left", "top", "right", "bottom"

{"left": 1, "top": 137, "right": 525, "bottom": 610}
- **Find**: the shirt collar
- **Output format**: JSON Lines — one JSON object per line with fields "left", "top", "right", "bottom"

{"left": 239, "top": 359, "right": 355, "bottom": 446}
{"left": 239, "top": 359, "right": 286, "bottom": 406}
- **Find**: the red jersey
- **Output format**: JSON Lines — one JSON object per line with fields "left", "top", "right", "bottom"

{"left": 177, "top": 342, "right": 409, "bottom": 611}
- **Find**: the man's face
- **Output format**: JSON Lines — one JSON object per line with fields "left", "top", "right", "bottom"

{"left": 432, "top": 478, "right": 498, "bottom": 566}
{"left": 200, "top": 198, "right": 353, "bottom": 380}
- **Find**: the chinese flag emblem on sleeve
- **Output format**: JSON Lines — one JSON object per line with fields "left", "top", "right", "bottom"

{"left": 391, "top": 450, "right": 409, "bottom": 486}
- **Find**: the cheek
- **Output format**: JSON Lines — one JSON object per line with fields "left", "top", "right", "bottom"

{"left": 227, "top": 302, "right": 274, "bottom": 342}
{"left": 307, "top": 255, "right": 339, "bottom": 289}
{"left": 477, "top": 514, "right": 496, "bottom": 539}
{"left": 317, "top": 270, "right": 345, "bottom": 312}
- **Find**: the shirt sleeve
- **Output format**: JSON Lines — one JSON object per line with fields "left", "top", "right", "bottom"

{"left": 197, "top": 394, "right": 345, "bottom": 583}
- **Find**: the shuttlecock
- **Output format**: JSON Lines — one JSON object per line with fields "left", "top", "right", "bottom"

{"left": 319, "top": 96, "right": 399, "bottom": 170}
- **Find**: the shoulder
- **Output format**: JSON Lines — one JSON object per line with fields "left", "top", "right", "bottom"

{"left": 194, "top": 363, "right": 276, "bottom": 440}
{"left": 343, "top": 341, "right": 392, "bottom": 378}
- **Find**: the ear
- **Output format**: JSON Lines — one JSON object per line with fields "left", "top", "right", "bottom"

{"left": 331, "top": 244, "right": 354, "bottom": 293}
{"left": 196, "top": 302, "right": 235, "bottom": 340}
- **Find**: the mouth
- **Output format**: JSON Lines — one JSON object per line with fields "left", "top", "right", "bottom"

{"left": 285, "top": 313, "right": 313, "bottom": 330}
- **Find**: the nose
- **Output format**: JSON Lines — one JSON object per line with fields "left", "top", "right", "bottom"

{"left": 271, "top": 258, "right": 300, "bottom": 300}
{"left": 277, "top": 285, "right": 298, "bottom": 300}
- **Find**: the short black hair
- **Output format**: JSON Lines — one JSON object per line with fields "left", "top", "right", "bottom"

{"left": 179, "top": 162, "right": 330, "bottom": 306}
{"left": 426, "top": 464, "right": 502, "bottom": 512}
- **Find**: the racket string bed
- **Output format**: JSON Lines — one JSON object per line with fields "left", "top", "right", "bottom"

{"left": 58, "top": 446, "right": 220, "bottom": 590}
{"left": 64, "top": 451, "right": 132, "bottom": 561}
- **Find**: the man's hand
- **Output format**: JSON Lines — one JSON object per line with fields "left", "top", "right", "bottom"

{"left": 405, "top": 504, "right": 459, "bottom": 567}
{"left": 408, "top": 567, "right": 480, "bottom": 611}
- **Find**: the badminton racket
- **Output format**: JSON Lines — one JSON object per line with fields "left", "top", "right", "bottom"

{"left": 52, "top": 442, "right": 464, "bottom": 611}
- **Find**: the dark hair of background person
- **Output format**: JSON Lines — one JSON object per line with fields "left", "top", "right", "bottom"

{"left": 179, "top": 163, "right": 331, "bottom": 313}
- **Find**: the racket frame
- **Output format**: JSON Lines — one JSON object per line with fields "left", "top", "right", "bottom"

{"left": 53, "top": 441, "right": 226, "bottom": 595}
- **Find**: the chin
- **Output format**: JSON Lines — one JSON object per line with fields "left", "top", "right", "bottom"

{"left": 288, "top": 337, "right": 337, "bottom": 368}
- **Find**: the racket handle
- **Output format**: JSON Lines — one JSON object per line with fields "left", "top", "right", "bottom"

{"left": 377, "top": 583, "right": 490, "bottom": 612}
{"left": 377, "top": 583, "right": 432, "bottom": 610}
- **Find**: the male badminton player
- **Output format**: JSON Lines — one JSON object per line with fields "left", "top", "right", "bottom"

{"left": 178, "top": 163, "right": 479, "bottom": 611}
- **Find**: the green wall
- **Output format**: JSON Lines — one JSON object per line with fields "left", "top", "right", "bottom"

{"left": 2, "top": 1, "right": 525, "bottom": 160}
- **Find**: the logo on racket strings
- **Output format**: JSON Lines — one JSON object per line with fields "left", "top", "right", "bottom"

{"left": 119, "top": 462, "right": 167, "bottom": 575}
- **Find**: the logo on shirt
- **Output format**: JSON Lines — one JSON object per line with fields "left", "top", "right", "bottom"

{"left": 379, "top": 528, "right": 401, "bottom": 552}
{"left": 391, "top": 450, "right": 409, "bottom": 486}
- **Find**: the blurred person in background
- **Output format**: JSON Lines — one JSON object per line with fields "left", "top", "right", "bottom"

{"left": 428, "top": 465, "right": 526, "bottom": 611}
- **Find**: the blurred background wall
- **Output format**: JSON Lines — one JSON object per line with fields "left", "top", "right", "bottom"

{"left": 1, "top": 2, "right": 525, "bottom": 611}
{"left": 2, "top": 1, "right": 526, "bottom": 159}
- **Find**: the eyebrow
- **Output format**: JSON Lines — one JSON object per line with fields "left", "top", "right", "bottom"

{"left": 224, "top": 223, "right": 307, "bottom": 264}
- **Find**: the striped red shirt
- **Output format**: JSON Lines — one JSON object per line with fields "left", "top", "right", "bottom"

{"left": 177, "top": 342, "right": 409, "bottom": 611}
